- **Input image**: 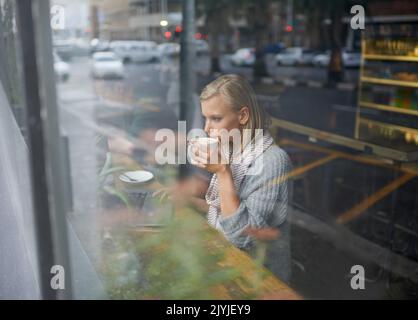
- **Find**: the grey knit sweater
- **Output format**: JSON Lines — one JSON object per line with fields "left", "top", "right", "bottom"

{"left": 210, "top": 144, "right": 292, "bottom": 282}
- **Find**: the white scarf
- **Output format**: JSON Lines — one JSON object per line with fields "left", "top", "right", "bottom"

{"left": 205, "top": 132, "right": 274, "bottom": 229}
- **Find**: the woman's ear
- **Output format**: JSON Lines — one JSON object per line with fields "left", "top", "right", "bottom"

{"left": 239, "top": 106, "right": 250, "bottom": 125}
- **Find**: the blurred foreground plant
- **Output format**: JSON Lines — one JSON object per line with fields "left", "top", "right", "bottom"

{"left": 101, "top": 208, "right": 250, "bottom": 300}
{"left": 136, "top": 210, "right": 243, "bottom": 299}
{"left": 98, "top": 151, "right": 131, "bottom": 208}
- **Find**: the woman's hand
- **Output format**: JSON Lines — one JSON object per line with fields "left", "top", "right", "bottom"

{"left": 190, "top": 139, "right": 228, "bottom": 174}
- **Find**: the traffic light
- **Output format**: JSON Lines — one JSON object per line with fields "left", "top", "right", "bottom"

{"left": 174, "top": 25, "right": 182, "bottom": 39}
{"left": 164, "top": 31, "right": 172, "bottom": 40}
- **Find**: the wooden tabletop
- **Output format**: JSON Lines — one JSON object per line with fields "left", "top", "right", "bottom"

{"left": 104, "top": 152, "right": 301, "bottom": 300}
{"left": 100, "top": 205, "right": 301, "bottom": 300}
{"left": 172, "top": 209, "right": 302, "bottom": 300}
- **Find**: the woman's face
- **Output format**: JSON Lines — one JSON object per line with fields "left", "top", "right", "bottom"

{"left": 201, "top": 94, "right": 249, "bottom": 138}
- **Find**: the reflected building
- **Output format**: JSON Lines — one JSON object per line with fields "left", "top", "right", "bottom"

{"left": 90, "top": 0, "right": 182, "bottom": 41}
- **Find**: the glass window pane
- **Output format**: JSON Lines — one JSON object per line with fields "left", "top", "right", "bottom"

{"left": 9, "top": 0, "right": 418, "bottom": 300}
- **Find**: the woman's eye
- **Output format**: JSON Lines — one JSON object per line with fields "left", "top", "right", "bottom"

{"left": 212, "top": 117, "right": 221, "bottom": 122}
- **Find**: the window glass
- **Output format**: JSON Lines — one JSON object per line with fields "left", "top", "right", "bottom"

{"left": 5, "top": 0, "right": 418, "bottom": 300}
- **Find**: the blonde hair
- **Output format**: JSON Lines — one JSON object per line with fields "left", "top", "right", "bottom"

{"left": 200, "top": 74, "right": 270, "bottom": 138}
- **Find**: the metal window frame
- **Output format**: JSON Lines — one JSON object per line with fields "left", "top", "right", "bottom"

{"left": 15, "top": 0, "right": 72, "bottom": 300}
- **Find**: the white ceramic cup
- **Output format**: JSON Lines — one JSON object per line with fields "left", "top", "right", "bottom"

{"left": 188, "top": 137, "right": 219, "bottom": 164}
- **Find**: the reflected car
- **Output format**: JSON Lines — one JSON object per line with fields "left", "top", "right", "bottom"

{"left": 312, "top": 51, "right": 330, "bottom": 67}
{"left": 230, "top": 48, "right": 255, "bottom": 66}
{"left": 90, "top": 38, "right": 111, "bottom": 55}
{"left": 53, "top": 38, "right": 74, "bottom": 61}
{"left": 157, "top": 42, "right": 180, "bottom": 58}
{"left": 91, "top": 52, "right": 124, "bottom": 79}
{"left": 110, "top": 40, "right": 160, "bottom": 64}
{"left": 343, "top": 49, "right": 361, "bottom": 68}
{"left": 263, "top": 42, "right": 286, "bottom": 55}
{"left": 275, "top": 47, "right": 316, "bottom": 65}
{"left": 312, "top": 49, "right": 361, "bottom": 68}
{"left": 53, "top": 52, "right": 69, "bottom": 82}
{"left": 194, "top": 39, "right": 209, "bottom": 55}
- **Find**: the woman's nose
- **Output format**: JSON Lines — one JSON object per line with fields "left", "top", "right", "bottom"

{"left": 204, "top": 121, "right": 210, "bottom": 134}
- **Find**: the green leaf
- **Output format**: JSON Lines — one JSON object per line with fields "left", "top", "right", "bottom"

{"left": 99, "top": 152, "right": 113, "bottom": 177}
{"left": 98, "top": 166, "right": 126, "bottom": 184}
{"left": 103, "top": 185, "right": 131, "bottom": 208}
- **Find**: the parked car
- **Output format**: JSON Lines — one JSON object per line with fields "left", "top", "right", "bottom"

{"left": 90, "top": 38, "right": 110, "bottom": 54}
{"left": 230, "top": 48, "right": 255, "bottom": 66}
{"left": 342, "top": 49, "right": 361, "bottom": 68}
{"left": 91, "top": 52, "right": 124, "bottom": 79}
{"left": 312, "top": 51, "right": 330, "bottom": 67}
{"left": 275, "top": 47, "right": 317, "bottom": 66}
{"left": 53, "top": 38, "right": 75, "bottom": 61}
{"left": 157, "top": 42, "right": 180, "bottom": 58}
{"left": 312, "top": 49, "right": 361, "bottom": 68}
{"left": 110, "top": 41, "right": 160, "bottom": 64}
{"left": 53, "top": 51, "right": 69, "bottom": 82}
{"left": 194, "top": 39, "right": 209, "bottom": 55}
{"left": 263, "top": 42, "right": 286, "bottom": 55}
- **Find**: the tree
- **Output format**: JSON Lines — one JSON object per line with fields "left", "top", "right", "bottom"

{"left": 196, "top": 0, "right": 234, "bottom": 73}
{"left": 326, "top": 0, "right": 347, "bottom": 85}
{"left": 295, "top": 0, "right": 324, "bottom": 50}
{"left": 245, "top": 0, "right": 273, "bottom": 82}
{"left": 197, "top": 0, "right": 275, "bottom": 79}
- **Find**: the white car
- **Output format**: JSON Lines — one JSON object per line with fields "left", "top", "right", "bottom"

{"left": 275, "top": 47, "right": 301, "bottom": 65}
{"left": 275, "top": 47, "right": 315, "bottom": 66}
{"left": 157, "top": 42, "right": 180, "bottom": 58}
{"left": 91, "top": 52, "right": 124, "bottom": 79}
{"left": 230, "top": 48, "right": 255, "bottom": 66}
{"left": 275, "top": 47, "right": 316, "bottom": 66}
{"left": 53, "top": 52, "right": 69, "bottom": 82}
{"left": 312, "top": 51, "right": 330, "bottom": 67}
{"left": 53, "top": 38, "right": 74, "bottom": 61}
{"left": 312, "top": 49, "right": 361, "bottom": 68}
{"left": 343, "top": 50, "right": 361, "bottom": 67}
{"left": 90, "top": 38, "right": 110, "bottom": 54}
{"left": 110, "top": 40, "right": 160, "bottom": 64}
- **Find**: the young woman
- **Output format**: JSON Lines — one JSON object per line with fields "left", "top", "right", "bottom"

{"left": 156, "top": 74, "right": 292, "bottom": 281}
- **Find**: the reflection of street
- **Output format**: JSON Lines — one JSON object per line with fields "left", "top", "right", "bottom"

{"left": 222, "top": 53, "right": 359, "bottom": 85}
{"left": 57, "top": 54, "right": 359, "bottom": 113}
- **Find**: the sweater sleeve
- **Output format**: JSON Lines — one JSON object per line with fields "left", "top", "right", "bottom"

{"left": 218, "top": 147, "right": 291, "bottom": 249}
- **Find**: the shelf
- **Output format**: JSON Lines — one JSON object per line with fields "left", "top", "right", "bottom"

{"left": 359, "top": 118, "right": 418, "bottom": 135}
{"left": 361, "top": 77, "right": 418, "bottom": 88}
{"left": 357, "top": 118, "right": 418, "bottom": 154}
{"left": 271, "top": 118, "right": 418, "bottom": 162}
{"left": 359, "top": 101, "right": 418, "bottom": 116}
{"left": 364, "top": 54, "right": 418, "bottom": 62}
